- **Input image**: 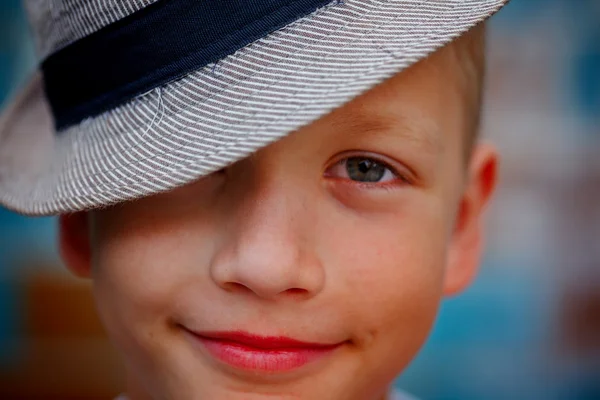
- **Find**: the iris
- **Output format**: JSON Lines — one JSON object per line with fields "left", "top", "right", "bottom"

{"left": 345, "top": 158, "right": 387, "bottom": 182}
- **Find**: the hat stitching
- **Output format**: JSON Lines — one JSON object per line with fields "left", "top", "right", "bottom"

{"left": 13, "top": 0, "right": 473, "bottom": 210}
{"left": 42, "top": 0, "right": 383, "bottom": 176}
{"left": 51, "top": 0, "right": 410, "bottom": 179}
{"left": 58, "top": 0, "right": 378, "bottom": 136}
{"left": 0, "top": 0, "right": 507, "bottom": 214}
{"left": 8, "top": 0, "right": 481, "bottom": 210}
{"left": 50, "top": 0, "right": 339, "bottom": 129}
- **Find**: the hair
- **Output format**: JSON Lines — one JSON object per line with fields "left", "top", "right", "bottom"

{"left": 438, "top": 22, "right": 487, "bottom": 156}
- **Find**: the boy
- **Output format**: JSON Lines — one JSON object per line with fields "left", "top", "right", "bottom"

{"left": 0, "top": 0, "right": 508, "bottom": 399}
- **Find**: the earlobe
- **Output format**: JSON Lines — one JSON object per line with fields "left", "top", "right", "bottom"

{"left": 58, "top": 212, "right": 92, "bottom": 278}
{"left": 443, "top": 144, "right": 498, "bottom": 296}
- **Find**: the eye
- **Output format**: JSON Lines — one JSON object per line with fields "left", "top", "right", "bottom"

{"left": 325, "top": 156, "right": 400, "bottom": 184}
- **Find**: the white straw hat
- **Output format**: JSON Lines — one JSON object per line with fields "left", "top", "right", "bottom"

{"left": 0, "top": 0, "right": 508, "bottom": 215}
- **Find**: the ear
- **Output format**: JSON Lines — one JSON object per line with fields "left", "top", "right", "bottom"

{"left": 443, "top": 143, "right": 498, "bottom": 296}
{"left": 58, "top": 212, "right": 92, "bottom": 278}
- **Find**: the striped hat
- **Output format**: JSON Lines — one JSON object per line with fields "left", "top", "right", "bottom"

{"left": 0, "top": 0, "right": 508, "bottom": 215}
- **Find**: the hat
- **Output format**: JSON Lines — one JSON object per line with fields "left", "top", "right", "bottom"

{"left": 0, "top": 0, "right": 508, "bottom": 216}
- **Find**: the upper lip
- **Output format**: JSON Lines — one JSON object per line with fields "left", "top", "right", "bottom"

{"left": 190, "top": 330, "right": 341, "bottom": 350}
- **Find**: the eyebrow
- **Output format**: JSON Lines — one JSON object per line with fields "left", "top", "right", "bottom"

{"left": 335, "top": 108, "right": 443, "bottom": 154}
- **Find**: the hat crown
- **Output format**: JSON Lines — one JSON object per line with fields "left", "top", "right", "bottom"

{"left": 23, "top": 0, "right": 158, "bottom": 59}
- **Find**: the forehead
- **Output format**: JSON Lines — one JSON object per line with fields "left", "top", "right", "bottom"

{"left": 318, "top": 52, "right": 467, "bottom": 156}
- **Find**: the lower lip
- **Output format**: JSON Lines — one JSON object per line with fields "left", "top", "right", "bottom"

{"left": 190, "top": 335, "right": 340, "bottom": 373}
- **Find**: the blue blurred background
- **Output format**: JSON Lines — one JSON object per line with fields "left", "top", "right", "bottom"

{"left": 1, "top": 0, "right": 599, "bottom": 399}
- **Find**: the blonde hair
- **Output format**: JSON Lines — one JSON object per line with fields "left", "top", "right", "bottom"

{"left": 439, "top": 22, "right": 487, "bottom": 154}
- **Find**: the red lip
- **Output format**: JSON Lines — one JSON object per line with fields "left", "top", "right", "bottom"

{"left": 184, "top": 330, "right": 341, "bottom": 372}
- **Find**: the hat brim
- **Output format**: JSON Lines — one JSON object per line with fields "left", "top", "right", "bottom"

{"left": 0, "top": 0, "right": 508, "bottom": 215}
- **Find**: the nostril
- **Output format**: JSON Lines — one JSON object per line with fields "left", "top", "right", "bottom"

{"left": 221, "top": 283, "right": 308, "bottom": 299}
{"left": 222, "top": 282, "right": 251, "bottom": 293}
{"left": 284, "top": 288, "right": 309, "bottom": 297}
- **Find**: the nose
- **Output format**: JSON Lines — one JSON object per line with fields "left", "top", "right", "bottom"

{"left": 209, "top": 175, "right": 325, "bottom": 301}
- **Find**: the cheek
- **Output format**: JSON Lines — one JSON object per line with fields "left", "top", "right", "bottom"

{"left": 322, "top": 195, "right": 449, "bottom": 365}
{"left": 93, "top": 234, "right": 176, "bottom": 319}
{"left": 347, "top": 228, "right": 446, "bottom": 333}
{"left": 89, "top": 217, "right": 212, "bottom": 370}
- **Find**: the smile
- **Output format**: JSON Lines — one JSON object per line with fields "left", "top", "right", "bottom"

{"left": 183, "top": 329, "right": 343, "bottom": 373}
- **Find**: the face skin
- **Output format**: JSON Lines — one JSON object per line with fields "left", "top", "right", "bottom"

{"left": 59, "top": 39, "right": 497, "bottom": 400}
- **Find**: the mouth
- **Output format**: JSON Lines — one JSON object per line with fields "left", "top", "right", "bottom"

{"left": 182, "top": 329, "right": 343, "bottom": 373}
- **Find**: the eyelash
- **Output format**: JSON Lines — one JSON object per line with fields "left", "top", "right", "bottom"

{"left": 325, "top": 154, "right": 411, "bottom": 188}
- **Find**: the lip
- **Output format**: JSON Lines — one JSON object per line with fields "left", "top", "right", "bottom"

{"left": 184, "top": 329, "right": 342, "bottom": 373}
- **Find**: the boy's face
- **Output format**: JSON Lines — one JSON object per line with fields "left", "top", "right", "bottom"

{"left": 60, "top": 45, "right": 497, "bottom": 400}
